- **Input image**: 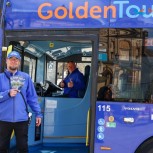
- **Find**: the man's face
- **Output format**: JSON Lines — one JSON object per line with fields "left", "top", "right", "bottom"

{"left": 6, "top": 57, "right": 20, "bottom": 71}
{"left": 67, "top": 62, "right": 76, "bottom": 73}
{"left": 108, "top": 86, "right": 112, "bottom": 91}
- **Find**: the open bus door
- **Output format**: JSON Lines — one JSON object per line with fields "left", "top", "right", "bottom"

{"left": 4, "top": 30, "right": 99, "bottom": 153}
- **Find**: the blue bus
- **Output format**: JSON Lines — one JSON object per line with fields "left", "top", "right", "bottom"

{"left": 1, "top": 0, "right": 153, "bottom": 153}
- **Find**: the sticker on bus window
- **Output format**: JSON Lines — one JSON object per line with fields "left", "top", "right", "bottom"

{"left": 98, "top": 53, "right": 107, "bottom": 61}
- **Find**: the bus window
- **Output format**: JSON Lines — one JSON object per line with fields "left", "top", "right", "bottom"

{"left": 46, "top": 60, "right": 56, "bottom": 83}
{"left": 23, "top": 56, "right": 36, "bottom": 82}
{"left": 57, "top": 62, "right": 91, "bottom": 85}
{"left": 97, "top": 28, "right": 150, "bottom": 103}
{"left": 46, "top": 51, "right": 91, "bottom": 98}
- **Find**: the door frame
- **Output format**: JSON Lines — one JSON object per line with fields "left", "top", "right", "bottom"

{"left": 4, "top": 29, "right": 99, "bottom": 153}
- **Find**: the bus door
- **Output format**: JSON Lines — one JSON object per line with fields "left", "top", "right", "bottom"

{"left": 4, "top": 30, "right": 99, "bottom": 153}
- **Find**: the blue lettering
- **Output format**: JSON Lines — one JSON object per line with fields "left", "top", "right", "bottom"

{"left": 113, "top": 1, "right": 129, "bottom": 18}
{"left": 126, "top": 5, "right": 139, "bottom": 18}
{"left": 143, "top": 5, "right": 153, "bottom": 18}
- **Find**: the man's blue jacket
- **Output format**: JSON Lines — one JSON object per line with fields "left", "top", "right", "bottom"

{"left": 0, "top": 70, "right": 42, "bottom": 122}
{"left": 63, "top": 68, "right": 85, "bottom": 98}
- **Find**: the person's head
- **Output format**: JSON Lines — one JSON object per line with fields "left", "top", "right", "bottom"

{"left": 6, "top": 51, "right": 21, "bottom": 72}
{"left": 107, "top": 84, "right": 113, "bottom": 90}
{"left": 66, "top": 61, "right": 76, "bottom": 73}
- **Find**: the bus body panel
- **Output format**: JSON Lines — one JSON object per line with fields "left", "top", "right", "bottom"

{"left": 43, "top": 85, "right": 91, "bottom": 143}
{"left": 0, "top": 28, "right": 2, "bottom": 72}
{"left": 0, "top": 0, "right": 5, "bottom": 71}
{"left": 4, "top": 0, "right": 153, "bottom": 29}
{"left": 5, "top": 0, "right": 109, "bottom": 29}
{"left": 94, "top": 102, "right": 153, "bottom": 153}
{"left": 110, "top": 0, "right": 153, "bottom": 28}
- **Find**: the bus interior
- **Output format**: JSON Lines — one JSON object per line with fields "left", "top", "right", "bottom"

{"left": 3, "top": 28, "right": 153, "bottom": 152}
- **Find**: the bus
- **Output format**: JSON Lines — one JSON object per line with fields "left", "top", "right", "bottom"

{"left": 1, "top": 0, "right": 153, "bottom": 153}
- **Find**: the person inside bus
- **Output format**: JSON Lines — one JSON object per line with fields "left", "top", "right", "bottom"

{"left": 59, "top": 61, "right": 85, "bottom": 98}
{"left": 0, "top": 51, "right": 42, "bottom": 153}
{"left": 97, "top": 84, "right": 113, "bottom": 101}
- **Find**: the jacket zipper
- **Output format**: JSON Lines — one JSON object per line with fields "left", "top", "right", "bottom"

{"left": 13, "top": 97, "right": 15, "bottom": 122}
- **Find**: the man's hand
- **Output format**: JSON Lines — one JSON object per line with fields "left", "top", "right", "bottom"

{"left": 9, "top": 89, "right": 19, "bottom": 97}
{"left": 36, "top": 117, "right": 41, "bottom": 126}
{"left": 68, "top": 79, "right": 74, "bottom": 88}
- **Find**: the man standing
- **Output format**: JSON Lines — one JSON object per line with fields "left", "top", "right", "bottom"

{"left": 0, "top": 51, "right": 42, "bottom": 153}
{"left": 59, "top": 61, "right": 85, "bottom": 98}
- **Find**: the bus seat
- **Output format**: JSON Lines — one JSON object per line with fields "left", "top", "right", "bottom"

{"left": 78, "top": 65, "right": 90, "bottom": 98}
{"left": 34, "top": 82, "right": 44, "bottom": 96}
{"left": 84, "top": 65, "right": 90, "bottom": 89}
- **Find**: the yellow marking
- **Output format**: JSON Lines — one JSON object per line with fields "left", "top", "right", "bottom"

{"left": 11, "top": 130, "right": 14, "bottom": 139}
{"left": 86, "top": 109, "right": 90, "bottom": 146}
{"left": 101, "top": 146, "right": 111, "bottom": 150}
{"left": 49, "top": 43, "right": 54, "bottom": 48}
{"left": 7, "top": 45, "right": 12, "bottom": 55}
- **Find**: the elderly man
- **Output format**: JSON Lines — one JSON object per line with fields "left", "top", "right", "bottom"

{"left": 59, "top": 61, "right": 85, "bottom": 98}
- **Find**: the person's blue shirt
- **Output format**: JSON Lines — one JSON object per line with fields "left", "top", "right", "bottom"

{"left": 63, "top": 68, "right": 85, "bottom": 98}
